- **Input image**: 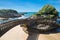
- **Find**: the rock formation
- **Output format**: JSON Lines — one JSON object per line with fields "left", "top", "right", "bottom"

{"left": 0, "top": 9, "right": 22, "bottom": 18}
{"left": 22, "top": 4, "right": 59, "bottom": 33}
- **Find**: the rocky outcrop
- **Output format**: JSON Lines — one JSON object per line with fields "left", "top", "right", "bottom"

{"left": 0, "top": 9, "right": 21, "bottom": 18}
{"left": 22, "top": 5, "right": 59, "bottom": 32}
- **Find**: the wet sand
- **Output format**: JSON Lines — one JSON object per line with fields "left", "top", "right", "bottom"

{"left": 0, "top": 25, "right": 60, "bottom": 40}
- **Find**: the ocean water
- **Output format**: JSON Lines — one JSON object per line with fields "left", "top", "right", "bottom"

{"left": 58, "top": 12, "right": 60, "bottom": 17}
{"left": 19, "top": 12, "right": 36, "bottom": 17}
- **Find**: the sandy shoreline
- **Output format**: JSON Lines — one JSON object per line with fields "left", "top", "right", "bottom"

{"left": 0, "top": 25, "right": 28, "bottom": 40}
{"left": 0, "top": 25, "right": 60, "bottom": 40}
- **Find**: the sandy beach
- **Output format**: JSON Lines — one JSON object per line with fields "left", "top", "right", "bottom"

{"left": 0, "top": 25, "right": 28, "bottom": 40}
{"left": 0, "top": 25, "right": 60, "bottom": 40}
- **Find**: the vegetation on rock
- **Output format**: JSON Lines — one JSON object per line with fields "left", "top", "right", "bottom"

{"left": 26, "top": 4, "right": 59, "bottom": 32}
{"left": 0, "top": 9, "right": 21, "bottom": 18}
{"left": 0, "top": 9, "right": 18, "bottom": 14}
{"left": 32, "top": 4, "right": 58, "bottom": 17}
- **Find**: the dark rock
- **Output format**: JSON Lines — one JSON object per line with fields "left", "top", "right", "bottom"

{"left": 0, "top": 9, "right": 22, "bottom": 18}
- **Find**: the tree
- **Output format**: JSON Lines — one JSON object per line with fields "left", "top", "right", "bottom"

{"left": 37, "top": 4, "right": 58, "bottom": 16}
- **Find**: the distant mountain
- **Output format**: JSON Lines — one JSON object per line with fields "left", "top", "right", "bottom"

{"left": 0, "top": 9, "right": 22, "bottom": 18}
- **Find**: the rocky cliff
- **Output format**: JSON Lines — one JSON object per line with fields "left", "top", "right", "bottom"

{"left": 0, "top": 9, "right": 21, "bottom": 18}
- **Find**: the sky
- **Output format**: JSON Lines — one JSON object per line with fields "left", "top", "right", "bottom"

{"left": 0, "top": 0, "right": 60, "bottom": 12}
